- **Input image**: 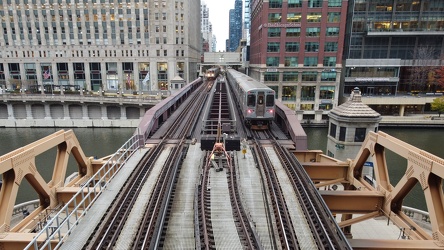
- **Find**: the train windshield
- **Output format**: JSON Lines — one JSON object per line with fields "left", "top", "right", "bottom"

{"left": 266, "top": 95, "right": 274, "bottom": 107}
{"left": 258, "top": 95, "right": 264, "bottom": 105}
{"left": 247, "top": 94, "right": 256, "bottom": 106}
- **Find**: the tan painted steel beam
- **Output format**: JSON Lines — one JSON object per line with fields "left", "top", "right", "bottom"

{"left": 319, "top": 190, "right": 384, "bottom": 214}
{"left": 0, "top": 130, "right": 92, "bottom": 234}
{"left": 349, "top": 239, "right": 444, "bottom": 249}
{"left": 337, "top": 211, "right": 381, "bottom": 228}
{"left": 0, "top": 232, "right": 58, "bottom": 249}
{"left": 348, "top": 131, "right": 444, "bottom": 242}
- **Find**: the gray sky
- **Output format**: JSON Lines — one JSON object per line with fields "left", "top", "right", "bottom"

{"left": 204, "top": 0, "right": 234, "bottom": 52}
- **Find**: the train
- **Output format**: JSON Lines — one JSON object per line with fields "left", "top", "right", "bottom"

{"left": 205, "top": 67, "right": 221, "bottom": 81}
{"left": 226, "top": 68, "right": 275, "bottom": 129}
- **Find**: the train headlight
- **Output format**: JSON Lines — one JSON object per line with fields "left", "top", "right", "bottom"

{"left": 247, "top": 109, "right": 253, "bottom": 114}
{"left": 268, "top": 109, "right": 274, "bottom": 113}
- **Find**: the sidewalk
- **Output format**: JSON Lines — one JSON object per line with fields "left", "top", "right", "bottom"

{"left": 380, "top": 115, "right": 444, "bottom": 127}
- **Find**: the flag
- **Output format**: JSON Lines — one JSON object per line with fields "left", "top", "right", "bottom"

{"left": 43, "top": 69, "right": 51, "bottom": 79}
{"left": 142, "top": 72, "right": 150, "bottom": 85}
{"left": 126, "top": 73, "right": 131, "bottom": 88}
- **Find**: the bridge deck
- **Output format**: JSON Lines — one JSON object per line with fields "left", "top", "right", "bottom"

{"left": 60, "top": 148, "right": 149, "bottom": 250}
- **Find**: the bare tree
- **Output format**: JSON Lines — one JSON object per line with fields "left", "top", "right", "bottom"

{"left": 409, "top": 45, "right": 440, "bottom": 92}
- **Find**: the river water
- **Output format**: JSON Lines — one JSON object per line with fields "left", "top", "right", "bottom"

{"left": 1, "top": 127, "right": 441, "bottom": 211}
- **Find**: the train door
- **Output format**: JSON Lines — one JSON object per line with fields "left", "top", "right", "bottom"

{"left": 256, "top": 92, "right": 265, "bottom": 116}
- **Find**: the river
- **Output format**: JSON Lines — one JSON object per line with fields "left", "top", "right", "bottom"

{"left": 1, "top": 127, "right": 441, "bottom": 211}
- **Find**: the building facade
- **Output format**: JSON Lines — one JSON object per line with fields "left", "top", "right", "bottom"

{"left": 201, "top": 2, "right": 214, "bottom": 53}
{"left": 0, "top": 0, "right": 201, "bottom": 93}
{"left": 342, "top": 0, "right": 444, "bottom": 115}
{"left": 249, "top": 0, "right": 348, "bottom": 123}
{"left": 228, "top": 0, "right": 243, "bottom": 52}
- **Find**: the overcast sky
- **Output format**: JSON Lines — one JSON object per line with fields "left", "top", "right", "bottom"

{"left": 204, "top": 0, "right": 235, "bottom": 52}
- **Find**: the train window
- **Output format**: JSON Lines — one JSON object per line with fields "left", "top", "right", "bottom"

{"left": 266, "top": 95, "right": 275, "bottom": 107}
{"left": 258, "top": 95, "right": 264, "bottom": 105}
{"left": 247, "top": 94, "right": 256, "bottom": 106}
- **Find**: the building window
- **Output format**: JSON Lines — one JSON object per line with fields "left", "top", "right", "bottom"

{"left": 339, "top": 126, "right": 346, "bottom": 141}
{"left": 268, "top": 27, "right": 281, "bottom": 37}
{"left": 327, "top": 12, "right": 341, "bottom": 23}
{"left": 319, "top": 103, "right": 333, "bottom": 110}
{"left": 308, "top": 0, "right": 322, "bottom": 8}
{"left": 307, "top": 13, "right": 322, "bottom": 22}
{"left": 326, "top": 27, "right": 340, "bottom": 36}
{"left": 264, "top": 72, "right": 279, "bottom": 82}
{"left": 282, "top": 86, "right": 297, "bottom": 101}
{"left": 285, "top": 42, "right": 299, "bottom": 52}
{"left": 302, "top": 71, "right": 317, "bottom": 81}
{"left": 301, "top": 86, "right": 316, "bottom": 101}
{"left": 267, "top": 42, "right": 280, "bottom": 52}
{"left": 328, "top": 0, "right": 342, "bottom": 7}
{"left": 283, "top": 72, "right": 298, "bottom": 81}
{"left": 305, "top": 42, "right": 319, "bottom": 52}
{"left": 329, "top": 123, "right": 337, "bottom": 137}
{"left": 355, "top": 128, "right": 367, "bottom": 142}
{"left": 306, "top": 27, "right": 320, "bottom": 36}
{"left": 320, "top": 86, "right": 335, "bottom": 99}
{"left": 268, "top": 13, "right": 281, "bottom": 22}
{"left": 300, "top": 104, "right": 314, "bottom": 110}
{"left": 287, "top": 13, "right": 302, "bottom": 22}
{"left": 324, "top": 42, "right": 338, "bottom": 52}
{"left": 321, "top": 72, "right": 337, "bottom": 81}
{"left": 323, "top": 56, "right": 336, "bottom": 67}
{"left": 286, "top": 27, "right": 300, "bottom": 37}
{"left": 288, "top": 0, "right": 302, "bottom": 8}
{"left": 266, "top": 57, "right": 279, "bottom": 66}
{"left": 284, "top": 57, "right": 298, "bottom": 67}
{"left": 304, "top": 57, "right": 318, "bottom": 66}
{"left": 269, "top": 0, "right": 283, "bottom": 8}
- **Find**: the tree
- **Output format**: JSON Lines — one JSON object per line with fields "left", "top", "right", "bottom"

{"left": 435, "top": 66, "right": 444, "bottom": 90}
{"left": 431, "top": 96, "right": 444, "bottom": 117}
{"left": 409, "top": 45, "right": 439, "bottom": 92}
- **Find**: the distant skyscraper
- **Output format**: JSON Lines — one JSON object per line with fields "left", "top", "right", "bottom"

{"left": 201, "top": 2, "right": 214, "bottom": 52}
{"left": 243, "top": 0, "right": 251, "bottom": 45}
{"left": 228, "top": 0, "right": 243, "bottom": 52}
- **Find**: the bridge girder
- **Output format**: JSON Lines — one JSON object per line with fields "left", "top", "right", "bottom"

{"left": 0, "top": 130, "right": 92, "bottom": 234}
{"left": 297, "top": 131, "right": 444, "bottom": 248}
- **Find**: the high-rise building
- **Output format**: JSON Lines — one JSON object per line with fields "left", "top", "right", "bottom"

{"left": 249, "top": 0, "right": 348, "bottom": 123}
{"left": 243, "top": 0, "right": 251, "bottom": 45}
{"left": 342, "top": 0, "right": 444, "bottom": 104}
{"left": 228, "top": 0, "right": 243, "bottom": 52}
{"left": 0, "top": 0, "right": 201, "bottom": 93}
{"left": 201, "top": 2, "right": 214, "bottom": 52}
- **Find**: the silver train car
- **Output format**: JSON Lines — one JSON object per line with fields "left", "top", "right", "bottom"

{"left": 205, "top": 67, "right": 220, "bottom": 81}
{"left": 226, "top": 69, "right": 275, "bottom": 129}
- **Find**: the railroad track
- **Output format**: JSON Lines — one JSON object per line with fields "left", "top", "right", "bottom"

{"left": 252, "top": 130, "right": 351, "bottom": 249}
{"left": 82, "top": 81, "right": 209, "bottom": 249}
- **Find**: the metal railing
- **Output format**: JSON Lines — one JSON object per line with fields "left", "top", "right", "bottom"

{"left": 24, "top": 133, "right": 142, "bottom": 250}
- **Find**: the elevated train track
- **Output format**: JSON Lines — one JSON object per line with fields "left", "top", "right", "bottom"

{"left": 3, "top": 69, "right": 444, "bottom": 249}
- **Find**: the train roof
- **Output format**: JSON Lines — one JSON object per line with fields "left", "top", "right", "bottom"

{"left": 227, "top": 69, "right": 274, "bottom": 92}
